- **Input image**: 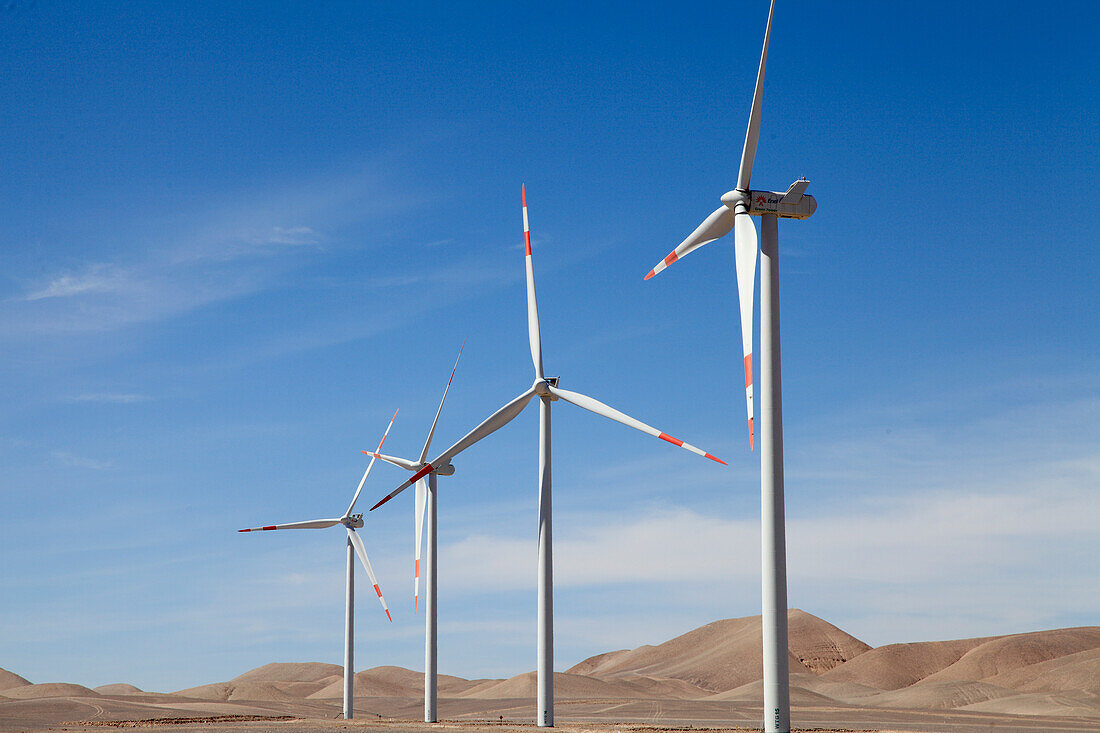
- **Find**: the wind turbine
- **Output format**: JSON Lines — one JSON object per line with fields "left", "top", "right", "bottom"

{"left": 238, "top": 413, "right": 397, "bottom": 720}
{"left": 370, "top": 186, "right": 726, "bottom": 727}
{"left": 360, "top": 343, "right": 464, "bottom": 723}
{"left": 642, "top": 3, "right": 815, "bottom": 732}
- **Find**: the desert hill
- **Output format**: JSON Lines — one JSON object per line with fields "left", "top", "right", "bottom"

{"left": 819, "top": 626, "right": 1100, "bottom": 693}
{"left": 2, "top": 612, "right": 1098, "bottom": 730}
{"left": 0, "top": 667, "right": 31, "bottom": 690}
{"left": 93, "top": 683, "right": 143, "bottom": 694}
{"left": 566, "top": 608, "right": 871, "bottom": 691}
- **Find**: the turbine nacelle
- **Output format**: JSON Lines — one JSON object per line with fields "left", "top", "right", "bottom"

{"left": 721, "top": 182, "right": 815, "bottom": 220}
{"left": 342, "top": 514, "right": 365, "bottom": 529}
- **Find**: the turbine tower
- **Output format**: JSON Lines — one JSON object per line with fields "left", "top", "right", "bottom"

{"left": 643, "top": 3, "right": 815, "bottom": 732}
{"left": 370, "top": 187, "right": 726, "bottom": 727}
{"left": 238, "top": 413, "right": 396, "bottom": 720}
{"left": 362, "top": 343, "right": 464, "bottom": 723}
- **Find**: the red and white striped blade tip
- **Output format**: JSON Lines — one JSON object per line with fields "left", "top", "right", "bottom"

{"left": 749, "top": 418, "right": 754, "bottom": 451}
{"left": 643, "top": 249, "right": 680, "bottom": 280}
{"left": 657, "top": 432, "right": 727, "bottom": 465}
{"left": 239, "top": 526, "right": 277, "bottom": 532}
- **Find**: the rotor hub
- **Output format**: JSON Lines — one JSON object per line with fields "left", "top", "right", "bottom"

{"left": 343, "top": 514, "right": 364, "bottom": 529}
{"left": 533, "top": 377, "right": 559, "bottom": 399}
{"left": 720, "top": 190, "right": 747, "bottom": 210}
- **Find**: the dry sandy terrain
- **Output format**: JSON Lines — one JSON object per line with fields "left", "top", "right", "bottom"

{"left": 2, "top": 611, "right": 1097, "bottom": 733}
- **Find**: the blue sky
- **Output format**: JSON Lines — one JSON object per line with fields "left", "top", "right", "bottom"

{"left": 1, "top": 1, "right": 1097, "bottom": 692}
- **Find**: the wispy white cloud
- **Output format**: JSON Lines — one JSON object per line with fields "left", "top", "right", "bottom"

{"left": 21, "top": 264, "right": 130, "bottom": 301}
{"left": 263, "top": 226, "right": 320, "bottom": 246}
{"left": 66, "top": 392, "right": 152, "bottom": 404}
{"left": 50, "top": 450, "right": 113, "bottom": 470}
{"left": 2, "top": 169, "right": 410, "bottom": 338}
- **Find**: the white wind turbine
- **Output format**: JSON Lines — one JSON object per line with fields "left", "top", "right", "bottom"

{"left": 643, "top": 3, "right": 815, "bottom": 732}
{"left": 238, "top": 413, "right": 397, "bottom": 720}
{"left": 360, "top": 343, "right": 464, "bottom": 723}
{"left": 370, "top": 186, "right": 726, "bottom": 727}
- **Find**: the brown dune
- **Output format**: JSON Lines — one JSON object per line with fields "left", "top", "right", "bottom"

{"left": 565, "top": 649, "right": 630, "bottom": 675}
{"left": 458, "top": 670, "right": 687, "bottom": 700}
{"left": 230, "top": 661, "right": 344, "bottom": 683}
{"left": 309, "top": 667, "right": 419, "bottom": 699}
{"left": 93, "top": 683, "right": 143, "bottom": 694}
{"left": 820, "top": 637, "right": 992, "bottom": 690}
{"left": 859, "top": 679, "right": 1018, "bottom": 709}
{"left": 175, "top": 679, "right": 333, "bottom": 702}
{"left": 785, "top": 672, "right": 884, "bottom": 702}
{"left": 960, "top": 689, "right": 1100, "bottom": 718}
{"left": 0, "top": 667, "right": 31, "bottom": 690}
{"left": 707, "top": 677, "right": 845, "bottom": 706}
{"left": 919, "top": 627, "right": 1100, "bottom": 685}
{"left": 2, "top": 682, "right": 99, "bottom": 699}
{"left": 821, "top": 626, "right": 1100, "bottom": 693}
{"left": 986, "top": 647, "right": 1100, "bottom": 693}
{"left": 566, "top": 609, "right": 869, "bottom": 692}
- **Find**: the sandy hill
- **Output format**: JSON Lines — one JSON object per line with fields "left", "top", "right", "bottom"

{"left": 2, "top": 683, "right": 99, "bottom": 699}
{"left": 3, "top": 615, "right": 1099, "bottom": 727}
{"left": 566, "top": 609, "right": 870, "bottom": 692}
{"left": 230, "top": 662, "right": 344, "bottom": 683}
{"left": 93, "top": 683, "right": 143, "bottom": 694}
{"left": 457, "top": 670, "right": 706, "bottom": 700}
{"left": 0, "top": 667, "right": 31, "bottom": 690}
{"left": 174, "top": 662, "right": 347, "bottom": 702}
{"left": 821, "top": 626, "right": 1100, "bottom": 693}
{"left": 985, "top": 647, "right": 1100, "bottom": 693}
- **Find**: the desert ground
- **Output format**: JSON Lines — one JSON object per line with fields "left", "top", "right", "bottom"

{"left": 3, "top": 610, "right": 1097, "bottom": 733}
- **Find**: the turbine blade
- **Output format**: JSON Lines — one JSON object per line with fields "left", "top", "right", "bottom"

{"left": 734, "top": 212, "right": 758, "bottom": 450}
{"left": 420, "top": 341, "right": 466, "bottom": 463}
{"left": 522, "top": 185, "right": 544, "bottom": 379}
{"left": 736, "top": 0, "right": 775, "bottom": 192}
{"left": 414, "top": 478, "right": 427, "bottom": 612}
{"left": 238, "top": 518, "right": 341, "bottom": 532}
{"left": 547, "top": 385, "right": 726, "bottom": 465}
{"left": 347, "top": 527, "right": 391, "bottom": 622}
{"left": 346, "top": 409, "right": 399, "bottom": 516}
{"left": 362, "top": 451, "right": 422, "bottom": 472}
{"left": 644, "top": 206, "right": 735, "bottom": 280}
{"left": 370, "top": 388, "right": 537, "bottom": 511}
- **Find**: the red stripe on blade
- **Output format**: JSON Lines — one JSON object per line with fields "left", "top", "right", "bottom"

{"left": 410, "top": 463, "right": 433, "bottom": 483}
{"left": 749, "top": 418, "right": 755, "bottom": 451}
{"left": 658, "top": 433, "right": 684, "bottom": 447}
{"left": 385, "top": 609, "right": 392, "bottom": 622}
{"left": 524, "top": 231, "right": 531, "bottom": 256}
{"left": 744, "top": 353, "right": 753, "bottom": 388}
{"left": 663, "top": 251, "right": 678, "bottom": 267}
{"left": 262, "top": 526, "right": 277, "bottom": 531}
{"left": 374, "top": 584, "right": 382, "bottom": 597}
{"left": 522, "top": 184, "right": 527, "bottom": 208}
{"left": 705, "top": 453, "right": 728, "bottom": 466}
{"left": 369, "top": 494, "right": 394, "bottom": 511}
{"left": 414, "top": 559, "right": 420, "bottom": 578}
{"left": 238, "top": 529, "right": 251, "bottom": 532}
{"left": 644, "top": 269, "right": 656, "bottom": 281}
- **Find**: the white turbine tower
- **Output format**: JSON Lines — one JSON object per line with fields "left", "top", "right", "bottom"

{"left": 238, "top": 414, "right": 397, "bottom": 720}
{"left": 370, "top": 186, "right": 726, "bottom": 727}
{"left": 361, "top": 343, "right": 464, "bottom": 723}
{"left": 643, "top": 3, "right": 815, "bottom": 732}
